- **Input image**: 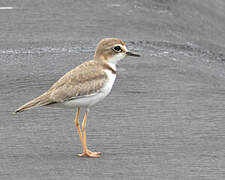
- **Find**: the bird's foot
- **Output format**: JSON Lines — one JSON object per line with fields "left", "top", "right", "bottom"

{"left": 78, "top": 149, "right": 102, "bottom": 158}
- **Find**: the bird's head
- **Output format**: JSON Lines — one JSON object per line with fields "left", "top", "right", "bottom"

{"left": 94, "top": 38, "right": 140, "bottom": 65}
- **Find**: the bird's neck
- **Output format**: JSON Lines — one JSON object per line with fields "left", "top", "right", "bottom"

{"left": 96, "top": 60, "right": 117, "bottom": 75}
{"left": 95, "top": 53, "right": 126, "bottom": 73}
{"left": 107, "top": 62, "right": 117, "bottom": 72}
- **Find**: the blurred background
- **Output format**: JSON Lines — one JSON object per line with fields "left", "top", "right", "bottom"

{"left": 0, "top": 0, "right": 225, "bottom": 179}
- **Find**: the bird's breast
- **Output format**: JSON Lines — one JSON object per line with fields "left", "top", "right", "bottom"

{"left": 102, "top": 69, "right": 116, "bottom": 95}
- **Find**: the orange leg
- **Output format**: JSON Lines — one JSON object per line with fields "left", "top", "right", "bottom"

{"left": 74, "top": 108, "right": 85, "bottom": 152}
{"left": 78, "top": 110, "right": 102, "bottom": 158}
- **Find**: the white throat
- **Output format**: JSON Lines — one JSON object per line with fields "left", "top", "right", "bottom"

{"left": 108, "top": 53, "right": 126, "bottom": 67}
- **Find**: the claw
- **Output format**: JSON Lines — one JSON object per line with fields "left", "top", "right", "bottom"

{"left": 78, "top": 149, "right": 102, "bottom": 157}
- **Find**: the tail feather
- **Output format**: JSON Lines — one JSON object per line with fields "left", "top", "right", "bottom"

{"left": 15, "top": 93, "right": 52, "bottom": 113}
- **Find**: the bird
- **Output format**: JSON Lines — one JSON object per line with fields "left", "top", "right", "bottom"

{"left": 14, "top": 38, "right": 141, "bottom": 157}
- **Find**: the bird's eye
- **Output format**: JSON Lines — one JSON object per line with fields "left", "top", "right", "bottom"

{"left": 113, "top": 46, "right": 122, "bottom": 52}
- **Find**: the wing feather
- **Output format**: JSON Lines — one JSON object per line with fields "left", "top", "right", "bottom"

{"left": 48, "top": 60, "right": 107, "bottom": 102}
{"left": 15, "top": 60, "right": 108, "bottom": 113}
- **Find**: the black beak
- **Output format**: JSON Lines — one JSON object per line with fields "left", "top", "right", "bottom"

{"left": 126, "top": 51, "right": 141, "bottom": 57}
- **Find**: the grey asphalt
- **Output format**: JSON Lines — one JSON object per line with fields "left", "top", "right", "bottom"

{"left": 1, "top": 0, "right": 225, "bottom": 179}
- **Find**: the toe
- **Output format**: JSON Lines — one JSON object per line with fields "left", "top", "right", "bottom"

{"left": 87, "top": 149, "right": 102, "bottom": 155}
{"left": 78, "top": 153, "right": 85, "bottom": 157}
{"left": 89, "top": 153, "right": 100, "bottom": 158}
{"left": 78, "top": 151, "right": 101, "bottom": 158}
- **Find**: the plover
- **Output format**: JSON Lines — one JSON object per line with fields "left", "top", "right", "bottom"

{"left": 15, "top": 38, "right": 140, "bottom": 157}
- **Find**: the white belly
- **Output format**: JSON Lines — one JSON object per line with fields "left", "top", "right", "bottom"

{"left": 48, "top": 69, "right": 116, "bottom": 109}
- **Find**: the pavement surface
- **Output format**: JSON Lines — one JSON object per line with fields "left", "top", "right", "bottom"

{"left": 1, "top": 0, "right": 225, "bottom": 179}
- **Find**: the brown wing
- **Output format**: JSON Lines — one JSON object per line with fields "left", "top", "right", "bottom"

{"left": 47, "top": 60, "right": 107, "bottom": 102}
{"left": 14, "top": 60, "right": 107, "bottom": 113}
